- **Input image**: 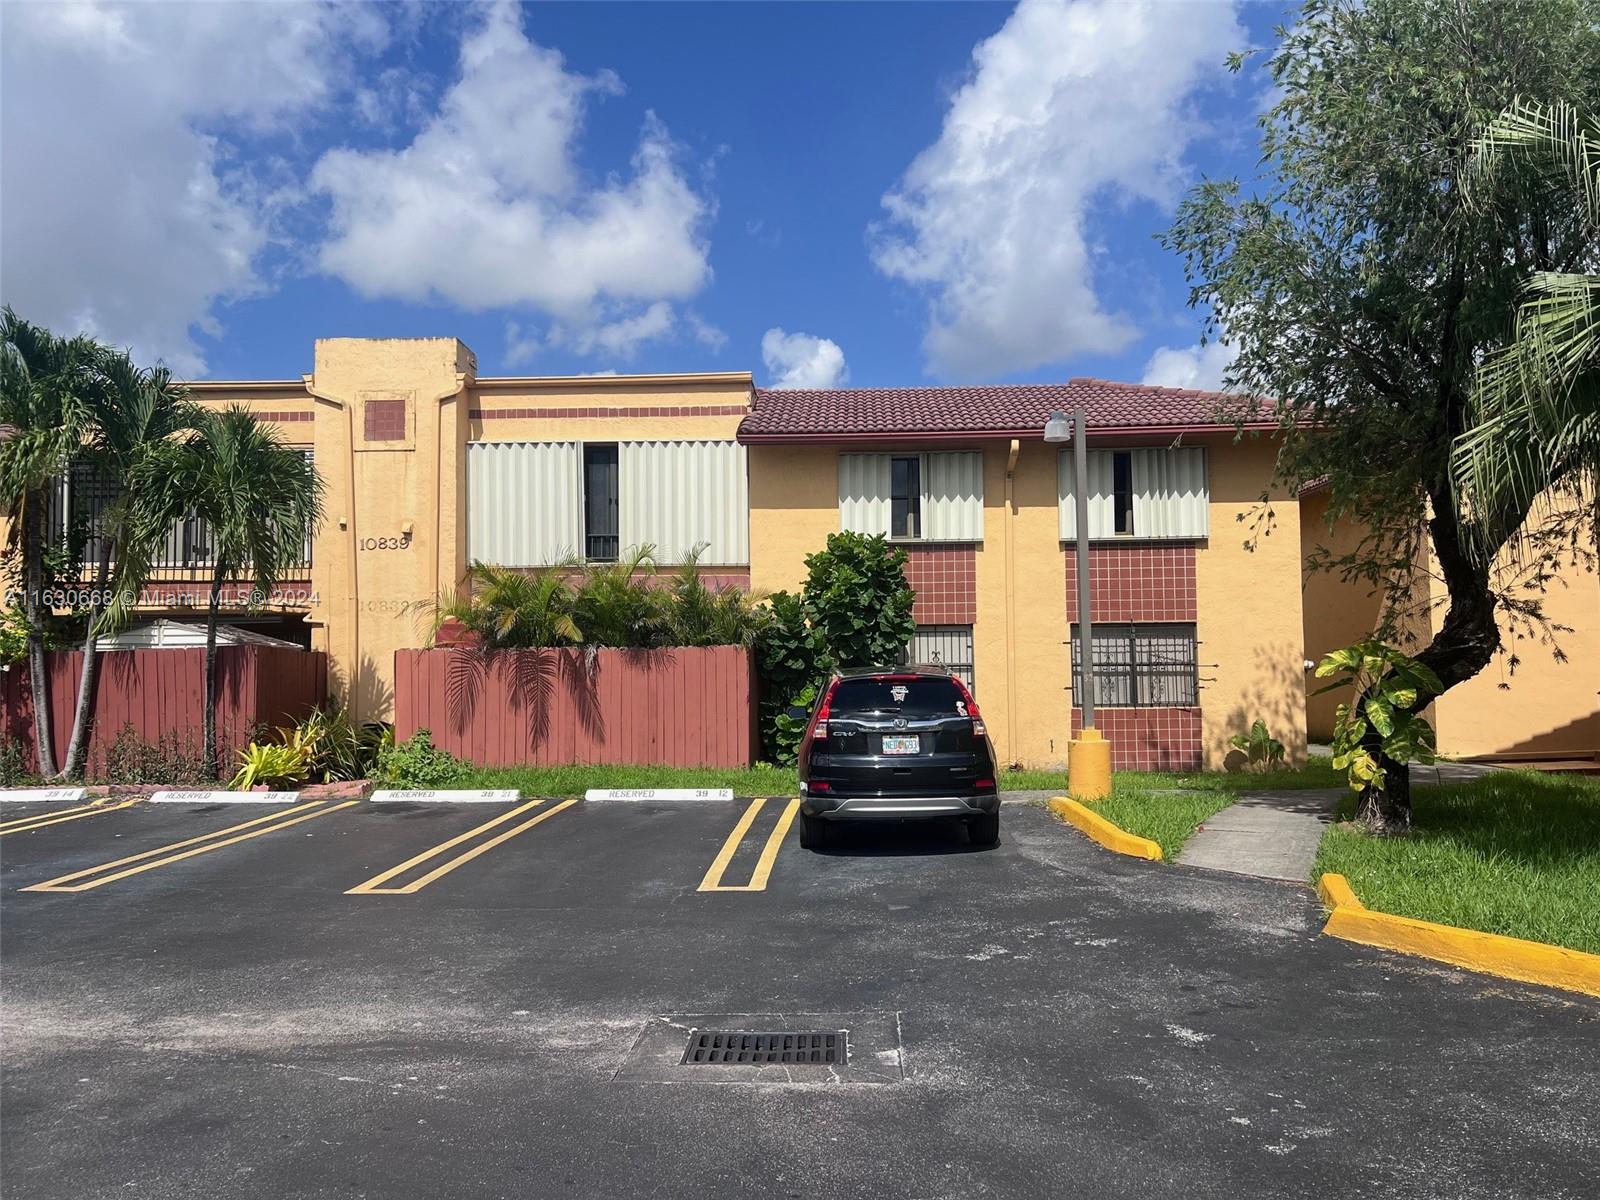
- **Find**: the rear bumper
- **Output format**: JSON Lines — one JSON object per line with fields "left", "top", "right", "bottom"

{"left": 800, "top": 791, "right": 1000, "bottom": 820}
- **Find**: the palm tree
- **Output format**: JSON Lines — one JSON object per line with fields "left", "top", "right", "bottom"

{"left": 1452, "top": 99, "right": 1600, "bottom": 555}
{"left": 55, "top": 352, "right": 201, "bottom": 778}
{"left": 168, "top": 406, "right": 322, "bottom": 776}
{"left": 0, "top": 310, "right": 101, "bottom": 776}
{"left": 432, "top": 562, "right": 583, "bottom": 648}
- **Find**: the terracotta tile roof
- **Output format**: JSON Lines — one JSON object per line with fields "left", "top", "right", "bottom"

{"left": 738, "top": 377, "right": 1269, "bottom": 442}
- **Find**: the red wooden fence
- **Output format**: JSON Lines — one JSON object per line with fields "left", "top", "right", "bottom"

{"left": 394, "top": 646, "right": 756, "bottom": 768}
{"left": 1, "top": 647, "right": 328, "bottom": 773}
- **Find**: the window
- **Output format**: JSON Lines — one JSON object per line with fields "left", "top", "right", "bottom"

{"left": 904, "top": 624, "right": 975, "bottom": 688}
{"left": 1111, "top": 451, "right": 1133, "bottom": 535}
{"left": 891, "top": 456, "right": 921, "bottom": 539}
{"left": 583, "top": 444, "right": 619, "bottom": 561}
{"left": 1070, "top": 623, "right": 1198, "bottom": 707}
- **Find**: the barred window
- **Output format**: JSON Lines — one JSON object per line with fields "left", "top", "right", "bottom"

{"left": 903, "top": 624, "right": 974, "bottom": 689}
{"left": 1071, "top": 623, "right": 1197, "bottom": 708}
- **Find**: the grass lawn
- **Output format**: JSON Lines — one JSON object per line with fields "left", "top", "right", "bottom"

{"left": 1004, "top": 753, "right": 1345, "bottom": 796}
{"left": 450, "top": 762, "right": 799, "bottom": 797}
{"left": 1084, "top": 783, "right": 1237, "bottom": 861}
{"left": 1314, "top": 771, "right": 1600, "bottom": 956}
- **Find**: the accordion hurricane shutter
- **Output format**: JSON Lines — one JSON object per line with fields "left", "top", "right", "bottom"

{"left": 468, "top": 442, "right": 581, "bottom": 566}
{"left": 619, "top": 441, "right": 749, "bottom": 566}
{"left": 922, "top": 452, "right": 984, "bottom": 541}
{"left": 838, "top": 453, "right": 892, "bottom": 536}
{"left": 1059, "top": 447, "right": 1209, "bottom": 540}
{"left": 1131, "top": 447, "right": 1208, "bottom": 538}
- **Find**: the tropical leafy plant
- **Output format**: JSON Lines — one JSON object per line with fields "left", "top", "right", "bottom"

{"left": 287, "top": 706, "right": 389, "bottom": 783}
{"left": 569, "top": 546, "right": 668, "bottom": 647}
{"left": 1228, "top": 719, "right": 1287, "bottom": 772}
{"left": 661, "top": 549, "right": 769, "bottom": 647}
{"left": 1314, "top": 640, "right": 1442, "bottom": 826}
{"left": 229, "top": 740, "right": 311, "bottom": 791}
{"left": 373, "top": 729, "right": 463, "bottom": 789}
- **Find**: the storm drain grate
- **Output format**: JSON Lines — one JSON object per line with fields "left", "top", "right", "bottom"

{"left": 680, "top": 1030, "right": 845, "bottom": 1066}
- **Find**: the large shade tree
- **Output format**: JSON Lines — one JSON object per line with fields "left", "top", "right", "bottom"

{"left": 1162, "top": 0, "right": 1600, "bottom": 830}
{"left": 167, "top": 407, "right": 323, "bottom": 776}
{"left": 0, "top": 310, "right": 99, "bottom": 776}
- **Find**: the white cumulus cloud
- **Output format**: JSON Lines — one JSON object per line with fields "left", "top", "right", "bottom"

{"left": 1141, "top": 338, "right": 1235, "bottom": 391}
{"left": 311, "top": 0, "right": 713, "bottom": 356}
{"left": 762, "top": 328, "right": 848, "bottom": 390}
{"left": 0, "top": 0, "right": 387, "bottom": 375}
{"left": 870, "top": 0, "right": 1242, "bottom": 380}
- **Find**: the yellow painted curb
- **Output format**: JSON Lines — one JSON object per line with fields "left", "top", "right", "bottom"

{"left": 1048, "top": 796, "right": 1163, "bottom": 862}
{"left": 1316, "top": 873, "right": 1600, "bottom": 999}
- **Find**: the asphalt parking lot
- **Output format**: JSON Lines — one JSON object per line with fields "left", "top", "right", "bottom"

{"left": 1, "top": 794, "right": 1596, "bottom": 1199}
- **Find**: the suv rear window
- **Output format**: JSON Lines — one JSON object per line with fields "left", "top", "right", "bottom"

{"left": 828, "top": 676, "right": 967, "bottom": 718}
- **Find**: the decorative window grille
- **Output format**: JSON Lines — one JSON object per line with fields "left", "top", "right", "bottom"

{"left": 1070, "top": 623, "right": 1198, "bottom": 707}
{"left": 904, "top": 624, "right": 975, "bottom": 689}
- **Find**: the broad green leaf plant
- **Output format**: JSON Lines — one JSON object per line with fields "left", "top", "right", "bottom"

{"left": 1315, "top": 640, "right": 1442, "bottom": 805}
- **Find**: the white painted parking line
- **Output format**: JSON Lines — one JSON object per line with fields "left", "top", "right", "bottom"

{"left": 585, "top": 788, "right": 734, "bottom": 802}
{"left": 148, "top": 790, "right": 301, "bottom": 804}
{"left": 368, "top": 789, "right": 521, "bottom": 803}
{"left": 0, "top": 787, "right": 88, "bottom": 803}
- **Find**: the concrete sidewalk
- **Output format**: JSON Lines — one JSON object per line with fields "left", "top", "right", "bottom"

{"left": 1176, "top": 760, "right": 1503, "bottom": 882}
{"left": 1175, "top": 788, "right": 1344, "bottom": 882}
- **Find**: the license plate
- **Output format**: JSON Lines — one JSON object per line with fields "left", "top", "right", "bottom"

{"left": 882, "top": 735, "right": 920, "bottom": 755}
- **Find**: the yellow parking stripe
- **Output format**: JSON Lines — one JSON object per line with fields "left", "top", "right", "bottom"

{"left": 698, "top": 797, "right": 801, "bottom": 892}
{"left": 20, "top": 800, "right": 359, "bottom": 893}
{"left": 347, "top": 797, "right": 580, "bottom": 895}
{"left": 0, "top": 798, "right": 138, "bottom": 836}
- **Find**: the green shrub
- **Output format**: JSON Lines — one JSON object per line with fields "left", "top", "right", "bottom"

{"left": 287, "top": 705, "right": 389, "bottom": 782}
{"left": 374, "top": 729, "right": 465, "bottom": 789}
{"left": 800, "top": 532, "right": 916, "bottom": 672}
{"left": 0, "top": 736, "right": 35, "bottom": 786}
{"left": 89, "top": 722, "right": 212, "bottom": 785}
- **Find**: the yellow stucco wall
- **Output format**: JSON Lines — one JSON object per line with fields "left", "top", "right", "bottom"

{"left": 1425, "top": 494, "right": 1600, "bottom": 761}
{"left": 1192, "top": 434, "right": 1308, "bottom": 766}
{"left": 1300, "top": 490, "right": 1598, "bottom": 761}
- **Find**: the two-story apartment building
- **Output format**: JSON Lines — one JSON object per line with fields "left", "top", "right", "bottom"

{"left": 111, "top": 334, "right": 1306, "bottom": 771}
{"left": 17, "top": 333, "right": 1593, "bottom": 770}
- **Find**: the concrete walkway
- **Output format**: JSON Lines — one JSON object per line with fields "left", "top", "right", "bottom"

{"left": 1176, "top": 760, "right": 1504, "bottom": 883}
{"left": 1175, "top": 788, "right": 1344, "bottom": 882}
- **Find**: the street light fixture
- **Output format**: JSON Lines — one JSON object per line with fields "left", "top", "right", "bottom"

{"left": 1044, "top": 408, "right": 1111, "bottom": 798}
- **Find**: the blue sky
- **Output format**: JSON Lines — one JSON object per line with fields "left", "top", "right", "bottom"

{"left": 1, "top": 0, "right": 1289, "bottom": 389}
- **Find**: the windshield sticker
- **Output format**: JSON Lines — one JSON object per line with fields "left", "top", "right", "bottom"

{"left": 956, "top": 700, "right": 967, "bottom": 716}
{"left": 891, "top": 685, "right": 909, "bottom": 702}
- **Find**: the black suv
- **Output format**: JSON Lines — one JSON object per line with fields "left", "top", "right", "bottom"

{"left": 795, "top": 668, "right": 1000, "bottom": 848}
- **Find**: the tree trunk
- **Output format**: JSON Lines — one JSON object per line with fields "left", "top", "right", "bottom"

{"left": 57, "top": 536, "right": 114, "bottom": 780}
{"left": 1355, "top": 736, "right": 1414, "bottom": 834}
{"left": 22, "top": 491, "right": 56, "bottom": 778}
{"left": 202, "top": 566, "right": 223, "bottom": 780}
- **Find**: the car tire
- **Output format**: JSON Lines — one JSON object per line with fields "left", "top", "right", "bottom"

{"left": 968, "top": 812, "right": 1000, "bottom": 847}
{"left": 799, "top": 813, "right": 829, "bottom": 850}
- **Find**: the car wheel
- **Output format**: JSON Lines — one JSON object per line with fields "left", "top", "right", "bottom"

{"left": 799, "top": 813, "right": 829, "bottom": 850}
{"left": 968, "top": 813, "right": 1000, "bottom": 847}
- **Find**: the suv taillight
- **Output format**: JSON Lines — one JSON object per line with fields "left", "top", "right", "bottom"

{"left": 812, "top": 678, "right": 840, "bottom": 740}
{"left": 952, "top": 676, "right": 986, "bottom": 738}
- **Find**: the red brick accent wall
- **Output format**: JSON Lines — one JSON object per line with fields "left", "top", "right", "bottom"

{"left": 1064, "top": 544, "right": 1197, "bottom": 622}
{"left": 364, "top": 398, "right": 407, "bottom": 441}
{"left": 1072, "top": 707, "right": 1202, "bottom": 770}
{"left": 903, "top": 545, "right": 976, "bottom": 624}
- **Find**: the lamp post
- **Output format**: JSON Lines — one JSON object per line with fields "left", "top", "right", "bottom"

{"left": 1044, "top": 408, "right": 1112, "bottom": 799}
